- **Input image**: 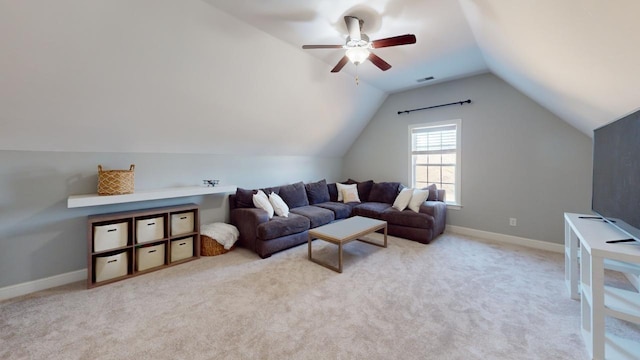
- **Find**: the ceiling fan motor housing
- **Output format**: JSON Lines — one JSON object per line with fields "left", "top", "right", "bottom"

{"left": 346, "top": 34, "right": 370, "bottom": 49}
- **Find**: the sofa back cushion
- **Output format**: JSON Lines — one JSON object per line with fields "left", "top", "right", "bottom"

{"left": 278, "top": 181, "right": 309, "bottom": 208}
{"left": 349, "top": 179, "right": 374, "bottom": 202}
{"left": 368, "top": 182, "right": 401, "bottom": 204}
{"left": 327, "top": 183, "right": 339, "bottom": 202}
{"left": 426, "top": 183, "right": 439, "bottom": 201}
{"left": 305, "top": 179, "right": 330, "bottom": 204}
{"left": 235, "top": 188, "right": 257, "bottom": 208}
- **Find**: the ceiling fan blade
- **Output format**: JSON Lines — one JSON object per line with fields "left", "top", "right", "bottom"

{"left": 344, "top": 16, "right": 362, "bottom": 41}
{"left": 371, "top": 34, "right": 417, "bottom": 48}
{"left": 302, "top": 44, "right": 344, "bottom": 49}
{"left": 368, "top": 53, "right": 391, "bottom": 71}
{"left": 331, "top": 56, "right": 349, "bottom": 73}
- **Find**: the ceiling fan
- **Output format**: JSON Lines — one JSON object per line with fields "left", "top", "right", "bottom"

{"left": 302, "top": 16, "right": 417, "bottom": 73}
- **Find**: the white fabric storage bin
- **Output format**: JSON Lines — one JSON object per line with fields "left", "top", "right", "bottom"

{"left": 136, "top": 243, "right": 165, "bottom": 271}
{"left": 95, "top": 251, "right": 128, "bottom": 282}
{"left": 171, "top": 212, "right": 195, "bottom": 236}
{"left": 136, "top": 216, "right": 165, "bottom": 243}
{"left": 171, "top": 237, "right": 193, "bottom": 262}
{"left": 93, "top": 222, "right": 128, "bottom": 252}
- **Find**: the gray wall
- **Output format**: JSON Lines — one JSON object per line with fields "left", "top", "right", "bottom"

{"left": 0, "top": 150, "right": 341, "bottom": 288}
{"left": 343, "top": 73, "right": 593, "bottom": 244}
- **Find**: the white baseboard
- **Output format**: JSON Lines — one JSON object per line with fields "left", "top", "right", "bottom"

{"left": 446, "top": 225, "right": 564, "bottom": 253}
{"left": 0, "top": 269, "right": 87, "bottom": 302}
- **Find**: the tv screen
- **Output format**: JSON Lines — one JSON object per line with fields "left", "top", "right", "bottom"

{"left": 592, "top": 109, "right": 640, "bottom": 242}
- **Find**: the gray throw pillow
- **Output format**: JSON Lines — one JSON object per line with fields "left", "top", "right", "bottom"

{"left": 278, "top": 181, "right": 309, "bottom": 208}
{"left": 426, "top": 184, "right": 439, "bottom": 201}
{"left": 235, "top": 188, "right": 257, "bottom": 208}
{"left": 305, "top": 179, "right": 330, "bottom": 204}
{"left": 368, "top": 182, "right": 401, "bottom": 204}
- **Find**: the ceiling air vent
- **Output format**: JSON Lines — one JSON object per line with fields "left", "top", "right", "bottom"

{"left": 416, "top": 76, "right": 434, "bottom": 83}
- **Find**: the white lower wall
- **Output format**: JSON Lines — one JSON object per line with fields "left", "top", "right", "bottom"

{"left": 0, "top": 150, "right": 342, "bottom": 289}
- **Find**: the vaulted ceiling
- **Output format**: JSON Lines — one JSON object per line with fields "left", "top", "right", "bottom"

{"left": 206, "top": 0, "right": 640, "bottom": 135}
{"left": 2, "top": 1, "right": 638, "bottom": 157}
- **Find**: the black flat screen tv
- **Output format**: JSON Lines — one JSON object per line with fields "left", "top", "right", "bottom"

{"left": 592, "top": 108, "right": 640, "bottom": 243}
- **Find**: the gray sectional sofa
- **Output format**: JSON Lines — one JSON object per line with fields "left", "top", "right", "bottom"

{"left": 229, "top": 179, "right": 447, "bottom": 258}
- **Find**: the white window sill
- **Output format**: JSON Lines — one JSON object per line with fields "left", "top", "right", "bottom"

{"left": 446, "top": 203, "right": 462, "bottom": 210}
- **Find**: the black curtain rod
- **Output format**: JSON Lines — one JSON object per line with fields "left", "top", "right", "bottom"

{"left": 397, "top": 99, "right": 472, "bottom": 115}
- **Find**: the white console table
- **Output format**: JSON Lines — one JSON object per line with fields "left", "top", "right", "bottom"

{"left": 564, "top": 212, "right": 640, "bottom": 360}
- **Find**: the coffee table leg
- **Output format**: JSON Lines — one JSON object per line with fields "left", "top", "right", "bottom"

{"left": 308, "top": 233, "right": 312, "bottom": 259}
{"left": 384, "top": 225, "right": 387, "bottom": 248}
{"left": 338, "top": 242, "right": 343, "bottom": 273}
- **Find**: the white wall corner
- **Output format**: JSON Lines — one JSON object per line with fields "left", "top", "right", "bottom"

{"left": 446, "top": 225, "right": 564, "bottom": 253}
{"left": 0, "top": 269, "right": 87, "bottom": 302}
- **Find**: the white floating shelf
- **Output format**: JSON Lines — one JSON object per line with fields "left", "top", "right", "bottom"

{"left": 67, "top": 185, "right": 237, "bottom": 208}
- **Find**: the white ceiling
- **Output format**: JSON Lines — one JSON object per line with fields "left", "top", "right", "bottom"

{"left": 3, "top": 0, "right": 639, "bottom": 157}
{"left": 205, "top": 0, "right": 640, "bottom": 135}
{"left": 204, "top": 0, "right": 488, "bottom": 93}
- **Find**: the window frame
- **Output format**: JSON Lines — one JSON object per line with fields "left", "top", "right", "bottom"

{"left": 408, "top": 119, "right": 462, "bottom": 207}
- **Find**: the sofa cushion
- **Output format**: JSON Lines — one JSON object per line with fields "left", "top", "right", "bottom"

{"left": 341, "top": 186, "right": 361, "bottom": 203}
{"left": 278, "top": 181, "right": 309, "bottom": 209}
{"left": 382, "top": 208, "right": 432, "bottom": 229}
{"left": 253, "top": 190, "right": 274, "bottom": 218}
{"left": 290, "top": 205, "right": 335, "bottom": 228}
{"left": 235, "top": 188, "right": 257, "bottom": 208}
{"left": 268, "top": 192, "right": 289, "bottom": 217}
{"left": 392, "top": 187, "right": 413, "bottom": 211}
{"left": 262, "top": 185, "right": 280, "bottom": 196}
{"left": 349, "top": 179, "right": 374, "bottom": 202}
{"left": 408, "top": 188, "right": 430, "bottom": 213}
{"left": 257, "top": 213, "right": 310, "bottom": 241}
{"left": 336, "top": 183, "right": 358, "bottom": 202}
{"left": 352, "top": 202, "right": 392, "bottom": 219}
{"left": 426, "top": 184, "right": 439, "bottom": 201}
{"left": 313, "top": 202, "right": 354, "bottom": 220}
{"left": 368, "top": 182, "right": 401, "bottom": 204}
{"left": 328, "top": 179, "right": 352, "bottom": 202}
{"left": 327, "top": 183, "right": 339, "bottom": 202}
{"left": 305, "top": 179, "right": 330, "bottom": 204}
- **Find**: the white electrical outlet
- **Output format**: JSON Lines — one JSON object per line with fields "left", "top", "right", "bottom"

{"left": 509, "top": 218, "right": 517, "bottom": 226}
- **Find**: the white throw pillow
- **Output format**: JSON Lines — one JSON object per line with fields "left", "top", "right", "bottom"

{"left": 252, "top": 190, "right": 274, "bottom": 219}
{"left": 408, "top": 189, "right": 429, "bottom": 213}
{"left": 341, "top": 187, "right": 361, "bottom": 203}
{"left": 336, "top": 183, "right": 357, "bottom": 202}
{"left": 269, "top": 192, "right": 289, "bottom": 217}
{"left": 392, "top": 188, "right": 413, "bottom": 211}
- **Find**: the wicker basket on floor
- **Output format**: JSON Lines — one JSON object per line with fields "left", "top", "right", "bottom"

{"left": 201, "top": 235, "right": 232, "bottom": 256}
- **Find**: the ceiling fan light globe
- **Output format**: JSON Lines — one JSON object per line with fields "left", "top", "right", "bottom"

{"left": 346, "top": 47, "right": 370, "bottom": 65}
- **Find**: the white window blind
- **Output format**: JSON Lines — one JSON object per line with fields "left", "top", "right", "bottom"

{"left": 410, "top": 121, "right": 461, "bottom": 205}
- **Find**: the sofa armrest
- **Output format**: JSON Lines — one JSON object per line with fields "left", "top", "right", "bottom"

{"left": 419, "top": 201, "right": 447, "bottom": 235}
{"left": 230, "top": 208, "right": 269, "bottom": 252}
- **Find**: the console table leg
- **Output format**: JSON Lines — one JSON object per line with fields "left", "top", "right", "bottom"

{"left": 591, "top": 255, "right": 606, "bottom": 360}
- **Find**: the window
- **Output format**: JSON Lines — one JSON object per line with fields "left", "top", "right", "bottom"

{"left": 410, "top": 120, "right": 461, "bottom": 205}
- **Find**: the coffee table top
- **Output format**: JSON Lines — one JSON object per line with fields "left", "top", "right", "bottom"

{"left": 309, "top": 216, "right": 386, "bottom": 243}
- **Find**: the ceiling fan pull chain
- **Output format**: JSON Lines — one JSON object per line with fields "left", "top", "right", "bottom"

{"left": 355, "top": 65, "right": 360, "bottom": 86}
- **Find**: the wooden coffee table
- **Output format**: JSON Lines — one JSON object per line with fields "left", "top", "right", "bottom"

{"left": 308, "top": 216, "right": 387, "bottom": 273}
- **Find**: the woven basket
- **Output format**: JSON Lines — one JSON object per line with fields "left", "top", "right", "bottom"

{"left": 97, "top": 164, "right": 135, "bottom": 195}
{"left": 201, "top": 235, "right": 232, "bottom": 256}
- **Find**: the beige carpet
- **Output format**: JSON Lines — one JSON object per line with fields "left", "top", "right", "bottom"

{"left": 1, "top": 233, "right": 639, "bottom": 360}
